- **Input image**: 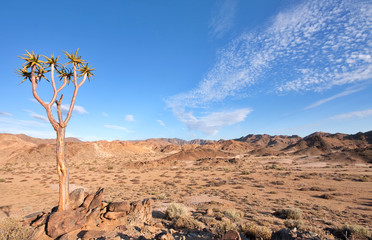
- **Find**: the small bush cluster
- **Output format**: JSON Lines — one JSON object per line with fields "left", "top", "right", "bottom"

{"left": 274, "top": 208, "right": 302, "bottom": 220}
{"left": 0, "top": 218, "right": 32, "bottom": 240}
{"left": 165, "top": 203, "right": 189, "bottom": 220}
{"left": 334, "top": 224, "right": 371, "bottom": 239}
{"left": 242, "top": 223, "right": 272, "bottom": 240}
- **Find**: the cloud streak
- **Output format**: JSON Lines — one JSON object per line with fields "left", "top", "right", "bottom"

{"left": 25, "top": 110, "right": 49, "bottom": 122}
{"left": 331, "top": 109, "right": 372, "bottom": 120}
{"left": 209, "top": 0, "right": 237, "bottom": 39}
{"left": 104, "top": 124, "right": 133, "bottom": 133}
{"left": 157, "top": 120, "right": 166, "bottom": 127}
{"left": 305, "top": 86, "right": 365, "bottom": 109}
{"left": 0, "top": 111, "right": 12, "bottom": 117}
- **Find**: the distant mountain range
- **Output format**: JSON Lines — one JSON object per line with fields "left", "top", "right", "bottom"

{"left": 1, "top": 131, "right": 371, "bottom": 165}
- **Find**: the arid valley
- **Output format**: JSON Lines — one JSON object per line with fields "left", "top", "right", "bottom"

{"left": 0, "top": 131, "right": 371, "bottom": 239}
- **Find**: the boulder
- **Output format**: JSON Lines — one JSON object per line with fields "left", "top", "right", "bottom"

{"left": 46, "top": 209, "right": 86, "bottom": 238}
{"left": 104, "top": 211, "right": 128, "bottom": 220}
{"left": 29, "top": 225, "right": 54, "bottom": 240}
{"left": 107, "top": 201, "right": 131, "bottom": 212}
{"left": 81, "top": 194, "right": 94, "bottom": 210}
{"left": 69, "top": 188, "right": 85, "bottom": 210}
{"left": 85, "top": 207, "right": 101, "bottom": 229}
{"left": 88, "top": 187, "right": 104, "bottom": 210}
{"left": 222, "top": 230, "right": 241, "bottom": 240}
{"left": 127, "top": 198, "right": 152, "bottom": 226}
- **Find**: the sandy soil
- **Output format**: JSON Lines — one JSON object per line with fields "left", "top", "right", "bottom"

{"left": 1, "top": 154, "right": 371, "bottom": 234}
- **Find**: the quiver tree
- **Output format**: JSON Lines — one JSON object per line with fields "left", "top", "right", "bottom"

{"left": 17, "top": 49, "right": 94, "bottom": 211}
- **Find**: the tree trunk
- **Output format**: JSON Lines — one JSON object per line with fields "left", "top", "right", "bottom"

{"left": 56, "top": 126, "right": 70, "bottom": 211}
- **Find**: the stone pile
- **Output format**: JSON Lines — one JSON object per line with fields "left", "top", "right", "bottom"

{"left": 23, "top": 188, "right": 153, "bottom": 240}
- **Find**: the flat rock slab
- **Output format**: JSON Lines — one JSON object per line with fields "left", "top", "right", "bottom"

{"left": 46, "top": 209, "right": 86, "bottom": 238}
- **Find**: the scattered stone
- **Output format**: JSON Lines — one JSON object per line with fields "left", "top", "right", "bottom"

{"left": 46, "top": 209, "right": 86, "bottom": 238}
{"left": 104, "top": 211, "right": 128, "bottom": 220}
{"left": 69, "top": 188, "right": 85, "bottom": 210}
{"left": 31, "top": 212, "right": 48, "bottom": 228}
{"left": 127, "top": 199, "right": 153, "bottom": 226}
{"left": 29, "top": 225, "right": 53, "bottom": 240}
{"left": 22, "top": 211, "right": 44, "bottom": 226}
{"left": 155, "top": 230, "right": 175, "bottom": 240}
{"left": 271, "top": 228, "right": 321, "bottom": 240}
{"left": 108, "top": 201, "right": 131, "bottom": 212}
{"left": 222, "top": 230, "right": 241, "bottom": 240}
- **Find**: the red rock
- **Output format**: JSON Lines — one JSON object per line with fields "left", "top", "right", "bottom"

{"left": 107, "top": 201, "right": 131, "bottom": 212}
{"left": 69, "top": 188, "right": 84, "bottom": 210}
{"left": 46, "top": 209, "right": 86, "bottom": 238}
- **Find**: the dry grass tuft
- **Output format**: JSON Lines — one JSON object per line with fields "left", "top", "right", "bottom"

{"left": 174, "top": 215, "right": 204, "bottom": 230}
{"left": 274, "top": 208, "right": 302, "bottom": 220}
{"left": 242, "top": 223, "right": 272, "bottom": 240}
{"left": 0, "top": 217, "right": 32, "bottom": 240}
{"left": 334, "top": 223, "right": 371, "bottom": 240}
{"left": 166, "top": 203, "right": 189, "bottom": 220}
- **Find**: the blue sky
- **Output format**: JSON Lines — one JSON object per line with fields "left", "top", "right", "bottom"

{"left": 0, "top": 0, "right": 371, "bottom": 141}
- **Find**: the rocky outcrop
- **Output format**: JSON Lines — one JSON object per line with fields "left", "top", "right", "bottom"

{"left": 26, "top": 188, "right": 153, "bottom": 240}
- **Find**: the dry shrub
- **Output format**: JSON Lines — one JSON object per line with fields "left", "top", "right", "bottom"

{"left": 215, "top": 218, "right": 238, "bottom": 237}
{"left": 166, "top": 203, "right": 188, "bottom": 220}
{"left": 174, "top": 215, "right": 204, "bottom": 230}
{"left": 274, "top": 208, "right": 302, "bottom": 220}
{"left": 284, "top": 219, "right": 303, "bottom": 229}
{"left": 242, "top": 223, "right": 272, "bottom": 240}
{"left": 0, "top": 218, "right": 32, "bottom": 240}
{"left": 334, "top": 224, "right": 371, "bottom": 240}
{"left": 224, "top": 209, "right": 243, "bottom": 222}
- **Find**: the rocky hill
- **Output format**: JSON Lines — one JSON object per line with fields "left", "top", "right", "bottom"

{"left": 1, "top": 131, "right": 371, "bottom": 165}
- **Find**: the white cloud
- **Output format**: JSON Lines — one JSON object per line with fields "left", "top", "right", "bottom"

{"left": 209, "top": 0, "right": 237, "bottom": 39}
{"left": 52, "top": 104, "right": 88, "bottom": 115}
{"left": 0, "top": 127, "right": 55, "bottom": 139}
{"left": 331, "top": 109, "right": 372, "bottom": 120}
{"left": 0, "top": 116, "right": 47, "bottom": 128}
{"left": 177, "top": 108, "right": 252, "bottom": 136}
{"left": 305, "top": 87, "right": 365, "bottom": 109}
{"left": 168, "top": 0, "right": 372, "bottom": 109}
{"left": 104, "top": 124, "right": 133, "bottom": 133}
{"left": 125, "top": 114, "right": 135, "bottom": 122}
{"left": 157, "top": 120, "right": 166, "bottom": 127}
{"left": 102, "top": 112, "right": 109, "bottom": 117}
{"left": 25, "top": 110, "right": 49, "bottom": 122}
{"left": 0, "top": 111, "right": 12, "bottom": 117}
{"left": 166, "top": 0, "right": 371, "bottom": 135}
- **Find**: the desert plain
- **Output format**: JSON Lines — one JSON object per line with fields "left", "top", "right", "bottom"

{"left": 0, "top": 131, "right": 371, "bottom": 239}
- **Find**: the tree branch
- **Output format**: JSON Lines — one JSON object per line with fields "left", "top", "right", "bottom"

{"left": 31, "top": 66, "right": 59, "bottom": 130}
{"left": 56, "top": 95, "right": 64, "bottom": 125}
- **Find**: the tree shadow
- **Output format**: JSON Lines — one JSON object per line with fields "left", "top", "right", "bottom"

{"left": 0, "top": 205, "right": 11, "bottom": 217}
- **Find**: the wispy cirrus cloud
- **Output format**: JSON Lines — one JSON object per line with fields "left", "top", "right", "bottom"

{"left": 0, "top": 111, "right": 12, "bottom": 117}
{"left": 157, "top": 120, "right": 166, "bottom": 127}
{"left": 305, "top": 86, "right": 365, "bottom": 110}
{"left": 25, "top": 110, "right": 49, "bottom": 122}
{"left": 104, "top": 124, "right": 133, "bottom": 133}
{"left": 330, "top": 109, "right": 372, "bottom": 120}
{"left": 167, "top": 0, "right": 371, "bottom": 135}
{"left": 176, "top": 108, "right": 252, "bottom": 136}
{"left": 209, "top": 0, "right": 237, "bottom": 39}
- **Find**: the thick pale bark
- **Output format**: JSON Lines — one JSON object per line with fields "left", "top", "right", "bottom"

{"left": 56, "top": 126, "right": 70, "bottom": 211}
